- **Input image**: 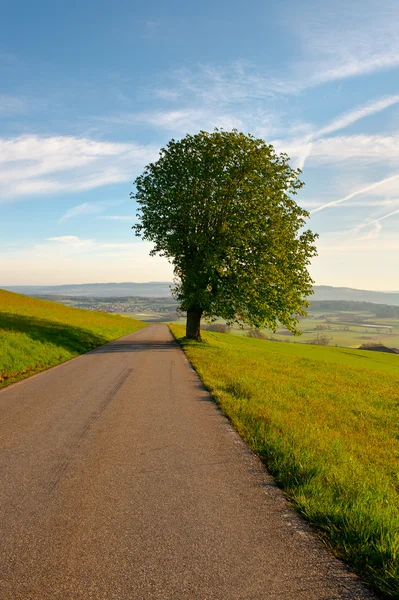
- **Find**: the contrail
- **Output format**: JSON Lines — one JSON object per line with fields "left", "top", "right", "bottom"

{"left": 310, "top": 174, "right": 399, "bottom": 215}
{"left": 352, "top": 206, "right": 399, "bottom": 233}
{"left": 318, "top": 94, "right": 399, "bottom": 137}
{"left": 297, "top": 93, "right": 399, "bottom": 169}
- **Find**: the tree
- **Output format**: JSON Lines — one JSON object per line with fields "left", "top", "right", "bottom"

{"left": 132, "top": 129, "right": 318, "bottom": 340}
{"left": 309, "top": 333, "right": 331, "bottom": 346}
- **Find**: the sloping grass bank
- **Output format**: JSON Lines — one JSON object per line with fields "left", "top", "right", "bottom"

{"left": 169, "top": 324, "right": 399, "bottom": 599}
{"left": 0, "top": 289, "right": 146, "bottom": 387}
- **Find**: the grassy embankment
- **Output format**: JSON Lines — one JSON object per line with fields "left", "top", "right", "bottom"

{"left": 170, "top": 324, "right": 399, "bottom": 599}
{"left": 0, "top": 289, "right": 145, "bottom": 388}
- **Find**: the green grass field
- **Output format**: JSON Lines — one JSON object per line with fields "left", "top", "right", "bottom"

{"left": 0, "top": 289, "right": 145, "bottom": 387}
{"left": 170, "top": 309, "right": 399, "bottom": 350}
{"left": 265, "top": 310, "right": 399, "bottom": 348}
{"left": 170, "top": 324, "right": 399, "bottom": 598}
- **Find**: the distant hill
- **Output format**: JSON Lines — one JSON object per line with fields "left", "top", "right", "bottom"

{"left": 3, "top": 282, "right": 399, "bottom": 305}
{"left": 2, "top": 282, "right": 174, "bottom": 298}
{"left": 309, "top": 300, "right": 399, "bottom": 317}
{"left": 311, "top": 286, "right": 399, "bottom": 306}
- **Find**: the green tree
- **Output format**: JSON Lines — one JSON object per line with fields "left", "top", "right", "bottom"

{"left": 132, "top": 129, "right": 318, "bottom": 339}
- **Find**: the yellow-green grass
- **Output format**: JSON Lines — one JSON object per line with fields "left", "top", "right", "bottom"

{"left": 0, "top": 289, "right": 146, "bottom": 387}
{"left": 170, "top": 324, "right": 399, "bottom": 598}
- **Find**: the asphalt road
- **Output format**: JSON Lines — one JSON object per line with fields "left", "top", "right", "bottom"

{"left": 0, "top": 324, "right": 377, "bottom": 600}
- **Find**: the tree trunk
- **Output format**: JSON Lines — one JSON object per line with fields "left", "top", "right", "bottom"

{"left": 186, "top": 308, "right": 203, "bottom": 340}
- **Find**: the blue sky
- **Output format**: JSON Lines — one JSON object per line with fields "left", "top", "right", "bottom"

{"left": 1, "top": 0, "right": 399, "bottom": 289}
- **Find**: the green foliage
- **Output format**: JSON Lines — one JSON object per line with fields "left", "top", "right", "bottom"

{"left": 0, "top": 289, "right": 146, "bottom": 387}
{"left": 132, "top": 129, "right": 317, "bottom": 333}
{"left": 170, "top": 323, "right": 399, "bottom": 598}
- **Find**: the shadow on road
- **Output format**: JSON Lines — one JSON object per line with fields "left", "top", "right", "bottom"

{"left": 92, "top": 340, "right": 177, "bottom": 353}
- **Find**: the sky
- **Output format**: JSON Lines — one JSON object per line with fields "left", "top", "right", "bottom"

{"left": 1, "top": 0, "right": 399, "bottom": 290}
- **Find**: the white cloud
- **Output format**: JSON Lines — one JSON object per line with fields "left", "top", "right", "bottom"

{"left": 0, "top": 135, "right": 158, "bottom": 201}
{"left": 47, "top": 236, "right": 95, "bottom": 248}
{"left": 58, "top": 200, "right": 122, "bottom": 223}
{"left": 311, "top": 135, "right": 399, "bottom": 163}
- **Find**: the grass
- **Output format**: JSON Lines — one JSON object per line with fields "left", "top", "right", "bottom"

{"left": 169, "top": 324, "right": 399, "bottom": 599}
{"left": 0, "top": 289, "right": 146, "bottom": 387}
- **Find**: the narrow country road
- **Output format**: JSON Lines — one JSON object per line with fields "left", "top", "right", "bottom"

{"left": 0, "top": 324, "right": 376, "bottom": 600}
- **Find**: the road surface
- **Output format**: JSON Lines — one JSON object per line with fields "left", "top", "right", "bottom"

{"left": 0, "top": 324, "right": 376, "bottom": 599}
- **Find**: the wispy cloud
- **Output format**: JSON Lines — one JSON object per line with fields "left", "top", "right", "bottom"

{"left": 307, "top": 52, "right": 399, "bottom": 88}
{"left": 0, "top": 52, "right": 21, "bottom": 67}
{"left": 274, "top": 93, "right": 399, "bottom": 169}
{"left": 279, "top": 134, "right": 399, "bottom": 170}
{"left": 104, "top": 100, "right": 275, "bottom": 137}
{"left": 291, "top": 0, "right": 399, "bottom": 88}
{"left": 58, "top": 200, "right": 122, "bottom": 223}
{"left": 142, "top": 20, "right": 161, "bottom": 39}
{"left": 151, "top": 16, "right": 399, "bottom": 111}
{"left": 0, "top": 135, "right": 158, "bottom": 200}
{"left": 310, "top": 135, "right": 399, "bottom": 164}
{"left": 47, "top": 235, "right": 95, "bottom": 248}
{"left": 154, "top": 63, "right": 286, "bottom": 104}
{"left": 0, "top": 94, "right": 25, "bottom": 115}
{"left": 45, "top": 235, "right": 140, "bottom": 252}
{"left": 137, "top": 107, "right": 247, "bottom": 134}
{"left": 142, "top": 57, "right": 399, "bottom": 156}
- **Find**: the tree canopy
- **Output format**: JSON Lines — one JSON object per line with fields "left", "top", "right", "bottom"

{"left": 132, "top": 129, "right": 318, "bottom": 339}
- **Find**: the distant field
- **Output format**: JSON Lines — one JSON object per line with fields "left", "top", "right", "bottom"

{"left": 0, "top": 289, "right": 146, "bottom": 387}
{"left": 262, "top": 310, "right": 399, "bottom": 348}
{"left": 171, "top": 309, "right": 399, "bottom": 350}
{"left": 170, "top": 324, "right": 399, "bottom": 598}
{"left": 38, "top": 295, "right": 399, "bottom": 351}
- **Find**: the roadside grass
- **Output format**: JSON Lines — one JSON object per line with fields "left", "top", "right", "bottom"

{"left": 169, "top": 324, "right": 399, "bottom": 599}
{"left": 0, "top": 289, "right": 146, "bottom": 387}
